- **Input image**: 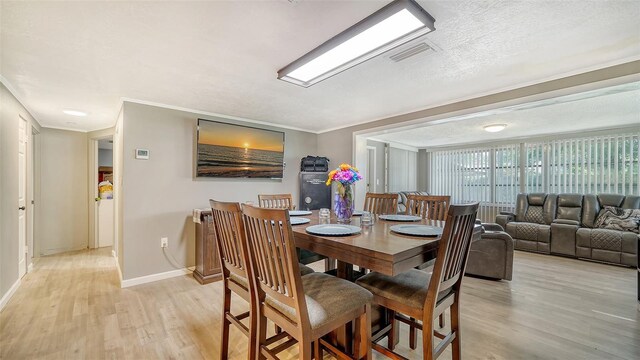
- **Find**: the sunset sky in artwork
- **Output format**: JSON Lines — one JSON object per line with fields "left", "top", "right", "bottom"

{"left": 198, "top": 120, "right": 284, "bottom": 152}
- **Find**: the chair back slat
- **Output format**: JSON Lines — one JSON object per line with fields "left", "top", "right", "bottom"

{"left": 364, "top": 193, "right": 398, "bottom": 215}
{"left": 258, "top": 194, "right": 295, "bottom": 210}
{"left": 426, "top": 203, "right": 479, "bottom": 309}
{"left": 241, "top": 205, "right": 309, "bottom": 324}
{"left": 406, "top": 195, "right": 450, "bottom": 220}
{"left": 209, "top": 200, "right": 247, "bottom": 279}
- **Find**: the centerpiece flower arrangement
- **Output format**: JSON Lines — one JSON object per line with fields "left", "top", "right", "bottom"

{"left": 326, "top": 163, "right": 363, "bottom": 223}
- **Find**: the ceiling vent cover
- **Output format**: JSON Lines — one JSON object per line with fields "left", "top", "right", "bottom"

{"left": 389, "top": 42, "right": 433, "bottom": 62}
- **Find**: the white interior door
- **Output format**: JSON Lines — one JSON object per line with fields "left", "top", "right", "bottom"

{"left": 18, "top": 117, "right": 27, "bottom": 278}
{"left": 366, "top": 147, "right": 376, "bottom": 193}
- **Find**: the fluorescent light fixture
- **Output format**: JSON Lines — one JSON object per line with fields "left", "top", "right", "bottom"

{"left": 278, "top": 0, "right": 435, "bottom": 87}
{"left": 484, "top": 124, "right": 507, "bottom": 133}
{"left": 63, "top": 109, "right": 87, "bottom": 116}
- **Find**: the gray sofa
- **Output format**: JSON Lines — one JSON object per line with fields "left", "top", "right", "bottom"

{"left": 577, "top": 194, "right": 640, "bottom": 266}
{"left": 397, "top": 191, "right": 429, "bottom": 213}
{"left": 466, "top": 223, "right": 514, "bottom": 280}
{"left": 497, "top": 193, "right": 639, "bottom": 267}
{"left": 497, "top": 193, "right": 556, "bottom": 253}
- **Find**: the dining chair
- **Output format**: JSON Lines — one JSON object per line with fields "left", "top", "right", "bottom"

{"left": 363, "top": 192, "right": 398, "bottom": 215}
{"left": 241, "top": 204, "right": 373, "bottom": 360}
{"left": 209, "top": 200, "right": 314, "bottom": 360}
{"left": 356, "top": 202, "right": 480, "bottom": 360}
{"left": 258, "top": 193, "right": 295, "bottom": 210}
{"left": 405, "top": 195, "right": 451, "bottom": 221}
{"left": 259, "top": 193, "right": 333, "bottom": 270}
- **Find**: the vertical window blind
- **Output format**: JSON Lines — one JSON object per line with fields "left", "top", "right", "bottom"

{"left": 388, "top": 147, "right": 418, "bottom": 192}
{"left": 428, "top": 131, "right": 639, "bottom": 222}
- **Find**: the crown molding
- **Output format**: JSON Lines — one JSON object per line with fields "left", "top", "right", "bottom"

{"left": 120, "top": 97, "right": 319, "bottom": 134}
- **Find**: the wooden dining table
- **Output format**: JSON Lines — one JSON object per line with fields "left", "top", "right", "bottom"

{"left": 292, "top": 210, "right": 444, "bottom": 281}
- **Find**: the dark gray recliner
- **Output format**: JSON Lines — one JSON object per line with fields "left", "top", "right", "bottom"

{"left": 497, "top": 193, "right": 557, "bottom": 254}
{"left": 577, "top": 194, "right": 640, "bottom": 267}
{"left": 550, "top": 194, "right": 584, "bottom": 256}
{"left": 466, "top": 223, "right": 514, "bottom": 280}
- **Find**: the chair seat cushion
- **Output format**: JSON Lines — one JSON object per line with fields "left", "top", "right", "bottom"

{"left": 230, "top": 263, "right": 314, "bottom": 288}
{"left": 266, "top": 273, "right": 372, "bottom": 330}
{"left": 299, "top": 263, "right": 315, "bottom": 276}
{"left": 356, "top": 268, "right": 451, "bottom": 311}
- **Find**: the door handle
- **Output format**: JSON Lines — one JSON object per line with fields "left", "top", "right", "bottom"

{"left": 18, "top": 206, "right": 26, "bottom": 210}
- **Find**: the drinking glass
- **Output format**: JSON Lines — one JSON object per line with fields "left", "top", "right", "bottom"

{"left": 319, "top": 208, "right": 331, "bottom": 224}
{"left": 361, "top": 211, "right": 373, "bottom": 227}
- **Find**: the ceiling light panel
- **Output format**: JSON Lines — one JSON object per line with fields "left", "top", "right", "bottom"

{"left": 63, "top": 109, "right": 87, "bottom": 116}
{"left": 278, "top": 0, "right": 435, "bottom": 87}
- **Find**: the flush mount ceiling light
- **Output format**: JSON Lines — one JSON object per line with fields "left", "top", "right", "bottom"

{"left": 483, "top": 124, "right": 507, "bottom": 133}
{"left": 63, "top": 109, "right": 87, "bottom": 116}
{"left": 277, "top": 0, "right": 435, "bottom": 87}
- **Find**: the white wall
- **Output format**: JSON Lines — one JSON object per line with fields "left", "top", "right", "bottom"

{"left": 120, "top": 102, "right": 317, "bottom": 280}
{"left": 0, "top": 82, "right": 41, "bottom": 306}
{"left": 98, "top": 149, "right": 113, "bottom": 167}
{"left": 39, "top": 128, "right": 88, "bottom": 255}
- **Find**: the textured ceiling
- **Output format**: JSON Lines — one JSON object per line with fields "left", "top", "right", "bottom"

{"left": 369, "top": 83, "right": 640, "bottom": 148}
{"left": 1, "top": 0, "right": 639, "bottom": 132}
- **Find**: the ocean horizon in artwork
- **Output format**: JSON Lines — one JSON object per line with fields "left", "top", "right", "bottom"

{"left": 197, "top": 143, "right": 284, "bottom": 178}
{"left": 197, "top": 120, "right": 284, "bottom": 178}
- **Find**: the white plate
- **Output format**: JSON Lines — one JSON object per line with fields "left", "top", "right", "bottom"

{"left": 306, "top": 224, "right": 361, "bottom": 236}
{"left": 390, "top": 224, "right": 443, "bottom": 237}
{"left": 289, "top": 210, "right": 312, "bottom": 216}
{"left": 290, "top": 217, "right": 310, "bottom": 225}
{"left": 379, "top": 214, "right": 422, "bottom": 222}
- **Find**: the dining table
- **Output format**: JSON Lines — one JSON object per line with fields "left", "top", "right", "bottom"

{"left": 291, "top": 210, "right": 445, "bottom": 282}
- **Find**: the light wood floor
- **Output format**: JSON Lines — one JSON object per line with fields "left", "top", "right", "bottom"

{"left": 1, "top": 248, "right": 638, "bottom": 359}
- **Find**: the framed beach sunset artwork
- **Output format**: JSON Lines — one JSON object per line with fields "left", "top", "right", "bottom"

{"left": 196, "top": 119, "right": 285, "bottom": 178}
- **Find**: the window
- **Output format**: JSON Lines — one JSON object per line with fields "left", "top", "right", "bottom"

{"left": 427, "top": 131, "right": 640, "bottom": 221}
{"left": 388, "top": 147, "right": 418, "bottom": 192}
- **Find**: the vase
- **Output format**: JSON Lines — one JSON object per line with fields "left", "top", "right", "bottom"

{"left": 334, "top": 183, "right": 354, "bottom": 224}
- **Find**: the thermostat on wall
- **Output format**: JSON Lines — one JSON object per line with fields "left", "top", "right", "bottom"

{"left": 135, "top": 149, "right": 149, "bottom": 160}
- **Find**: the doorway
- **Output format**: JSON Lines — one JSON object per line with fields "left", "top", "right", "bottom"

{"left": 18, "top": 116, "right": 27, "bottom": 278}
{"left": 95, "top": 137, "right": 114, "bottom": 248}
{"left": 366, "top": 146, "right": 376, "bottom": 193}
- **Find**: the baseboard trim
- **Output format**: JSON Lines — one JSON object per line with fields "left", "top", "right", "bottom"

{"left": 120, "top": 267, "right": 194, "bottom": 288}
{"left": 0, "top": 279, "right": 22, "bottom": 312}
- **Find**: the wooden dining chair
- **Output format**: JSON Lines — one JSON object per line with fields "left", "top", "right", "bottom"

{"left": 258, "top": 194, "right": 295, "bottom": 210}
{"left": 209, "top": 200, "right": 255, "bottom": 360}
{"left": 210, "top": 200, "right": 314, "bottom": 360}
{"left": 356, "top": 203, "right": 480, "bottom": 360}
{"left": 405, "top": 195, "right": 451, "bottom": 220}
{"left": 363, "top": 193, "right": 398, "bottom": 215}
{"left": 241, "top": 204, "right": 373, "bottom": 360}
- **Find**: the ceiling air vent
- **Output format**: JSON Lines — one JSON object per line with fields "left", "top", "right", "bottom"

{"left": 389, "top": 42, "right": 433, "bottom": 62}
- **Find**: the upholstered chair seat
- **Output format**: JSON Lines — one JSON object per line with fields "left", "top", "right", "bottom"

{"left": 357, "top": 268, "right": 451, "bottom": 310}
{"left": 266, "top": 272, "right": 373, "bottom": 330}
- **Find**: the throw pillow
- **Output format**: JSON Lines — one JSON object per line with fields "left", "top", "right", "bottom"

{"left": 594, "top": 206, "right": 640, "bottom": 233}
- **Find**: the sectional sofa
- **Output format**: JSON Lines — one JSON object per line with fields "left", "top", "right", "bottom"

{"left": 496, "top": 193, "right": 640, "bottom": 267}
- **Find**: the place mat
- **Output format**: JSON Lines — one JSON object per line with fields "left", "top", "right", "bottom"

{"left": 390, "top": 224, "right": 443, "bottom": 237}
{"left": 305, "top": 224, "right": 361, "bottom": 236}
{"left": 289, "top": 210, "right": 312, "bottom": 216}
{"left": 379, "top": 214, "right": 422, "bottom": 222}
{"left": 290, "top": 217, "right": 311, "bottom": 225}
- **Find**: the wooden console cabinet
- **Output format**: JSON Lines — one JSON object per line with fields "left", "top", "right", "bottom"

{"left": 193, "top": 210, "right": 222, "bottom": 284}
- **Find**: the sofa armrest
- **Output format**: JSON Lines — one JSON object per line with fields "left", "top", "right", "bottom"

{"left": 482, "top": 222, "right": 505, "bottom": 232}
{"left": 552, "top": 219, "right": 580, "bottom": 226}
{"left": 496, "top": 213, "right": 515, "bottom": 230}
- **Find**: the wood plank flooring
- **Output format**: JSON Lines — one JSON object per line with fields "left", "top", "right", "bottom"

{"left": 1, "top": 248, "right": 638, "bottom": 359}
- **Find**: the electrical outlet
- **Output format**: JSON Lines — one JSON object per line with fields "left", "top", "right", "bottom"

{"left": 161, "top": 237, "right": 168, "bottom": 248}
